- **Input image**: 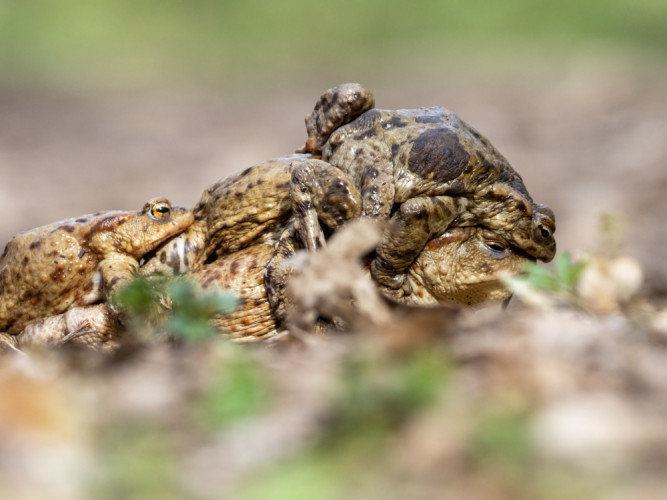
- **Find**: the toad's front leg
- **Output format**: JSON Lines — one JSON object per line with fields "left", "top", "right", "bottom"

{"left": 264, "top": 221, "right": 300, "bottom": 327}
{"left": 371, "top": 196, "right": 467, "bottom": 296}
{"left": 289, "top": 159, "right": 362, "bottom": 251}
{"left": 94, "top": 254, "right": 142, "bottom": 310}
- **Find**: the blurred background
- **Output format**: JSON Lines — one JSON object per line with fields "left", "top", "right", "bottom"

{"left": 2, "top": 3, "right": 667, "bottom": 500}
{"left": 0, "top": 0, "right": 665, "bottom": 291}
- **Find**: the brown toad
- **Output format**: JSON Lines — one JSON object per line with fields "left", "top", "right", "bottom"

{"left": 141, "top": 154, "right": 362, "bottom": 276}
{"left": 299, "top": 84, "right": 556, "bottom": 294}
{"left": 193, "top": 222, "right": 532, "bottom": 340}
{"left": 0, "top": 198, "right": 193, "bottom": 337}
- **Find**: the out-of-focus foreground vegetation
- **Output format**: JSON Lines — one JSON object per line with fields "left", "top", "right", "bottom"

{"left": 0, "top": 0, "right": 665, "bottom": 90}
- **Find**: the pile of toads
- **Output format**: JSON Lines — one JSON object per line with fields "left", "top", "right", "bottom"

{"left": 0, "top": 83, "right": 556, "bottom": 351}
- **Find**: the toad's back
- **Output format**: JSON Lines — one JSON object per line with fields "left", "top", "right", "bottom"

{"left": 0, "top": 215, "right": 108, "bottom": 333}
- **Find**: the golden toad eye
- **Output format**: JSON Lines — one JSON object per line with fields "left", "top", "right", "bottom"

{"left": 150, "top": 201, "right": 171, "bottom": 220}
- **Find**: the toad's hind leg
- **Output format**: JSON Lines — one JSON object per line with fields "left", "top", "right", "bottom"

{"left": 372, "top": 196, "right": 466, "bottom": 296}
{"left": 13, "top": 304, "right": 122, "bottom": 351}
{"left": 297, "top": 83, "right": 376, "bottom": 154}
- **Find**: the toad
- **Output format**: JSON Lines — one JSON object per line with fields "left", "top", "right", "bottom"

{"left": 141, "top": 154, "right": 362, "bottom": 275}
{"left": 299, "top": 83, "right": 556, "bottom": 295}
{"left": 183, "top": 222, "right": 533, "bottom": 340}
{"left": 0, "top": 198, "right": 193, "bottom": 339}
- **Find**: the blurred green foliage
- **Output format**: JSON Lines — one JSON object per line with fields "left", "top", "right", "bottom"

{"left": 469, "top": 403, "right": 533, "bottom": 472}
{"left": 332, "top": 347, "right": 451, "bottom": 433}
{"left": 194, "top": 348, "right": 271, "bottom": 429}
{"left": 96, "top": 424, "right": 183, "bottom": 500}
{"left": 235, "top": 346, "right": 452, "bottom": 500}
{"left": 114, "top": 274, "right": 237, "bottom": 342}
{"left": 0, "top": 0, "right": 664, "bottom": 89}
{"left": 164, "top": 278, "right": 237, "bottom": 342}
{"left": 236, "top": 431, "right": 389, "bottom": 500}
{"left": 515, "top": 252, "right": 587, "bottom": 294}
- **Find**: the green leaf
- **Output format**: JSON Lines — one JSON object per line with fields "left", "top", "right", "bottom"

{"left": 518, "top": 253, "right": 588, "bottom": 294}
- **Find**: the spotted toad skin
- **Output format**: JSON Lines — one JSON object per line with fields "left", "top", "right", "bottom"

{"left": 2, "top": 84, "right": 558, "bottom": 349}
{"left": 144, "top": 154, "right": 362, "bottom": 276}
{"left": 142, "top": 85, "right": 557, "bottom": 325}
{"left": 300, "top": 86, "right": 556, "bottom": 293}
{"left": 0, "top": 198, "right": 193, "bottom": 334}
{"left": 187, "top": 225, "right": 532, "bottom": 340}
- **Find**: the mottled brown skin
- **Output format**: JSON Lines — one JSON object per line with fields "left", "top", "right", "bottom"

{"left": 144, "top": 154, "right": 362, "bottom": 278}
{"left": 187, "top": 225, "right": 532, "bottom": 340}
{"left": 195, "top": 154, "right": 361, "bottom": 262}
{"left": 400, "top": 227, "right": 528, "bottom": 306}
{"left": 136, "top": 85, "right": 557, "bottom": 338}
{"left": 308, "top": 94, "right": 556, "bottom": 294}
{"left": 188, "top": 244, "right": 278, "bottom": 341}
{"left": 150, "top": 92, "right": 555, "bottom": 302}
{"left": 0, "top": 198, "right": 193, "bottom": 336}
{"left": 140, "top": 220, "right": 208, "bottom": 276}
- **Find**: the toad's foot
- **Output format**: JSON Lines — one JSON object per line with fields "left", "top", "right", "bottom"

{"left": 298, "top": 83, "right": 375, "bottom": 154}
{"left": 16, "top": 305, "right": 122, "bottom": 352}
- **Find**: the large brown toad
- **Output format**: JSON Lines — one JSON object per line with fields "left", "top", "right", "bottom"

{"left": 0, "top": 198, "right": 193, "bottom": 340}
{"left": 299, "top": 84, "right": 556, "bottom": 295}
{"left": 185, "top": 223, "right": 532, "bottom": 340}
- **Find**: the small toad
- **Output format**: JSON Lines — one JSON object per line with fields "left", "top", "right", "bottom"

{"left": 0, "top": 198, "right": 193, "bottom": 336}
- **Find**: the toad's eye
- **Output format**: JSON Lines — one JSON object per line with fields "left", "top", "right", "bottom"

{"left": 537, "top": 224, "right": 552, "bottom": 239}
{"left": 484, "top": 241, "right": 507, "bottom": 253}
{"left": 149, "top": 201, "right": 171, "bottom": 221}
